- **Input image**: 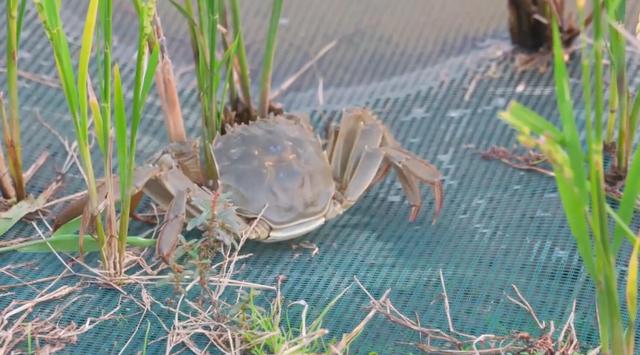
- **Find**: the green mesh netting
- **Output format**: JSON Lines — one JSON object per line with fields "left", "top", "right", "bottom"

{"left": 2, "top": 0, "right": 640, "bottom": 353}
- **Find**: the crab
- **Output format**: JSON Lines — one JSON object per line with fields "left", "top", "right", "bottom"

{"left": 55, "top": 109, "right": 443, "bottom": 264}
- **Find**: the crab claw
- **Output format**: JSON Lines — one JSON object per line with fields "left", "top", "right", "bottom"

{"left": 156, "top": 189, "right": 188, "bottom": 265}
{"left": 381, "top": 146, "right": 443, "bottom": 224}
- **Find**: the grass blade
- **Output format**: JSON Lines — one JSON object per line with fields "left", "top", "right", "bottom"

{"left": 5, "top": 0, "right": 26, "bottom": 200}
{"left": 626, "top": 233, "right": 639, "bottom": 354}
{"left": 258, "top": 0, "right": 283, "bottom": 118}
{"left": 113, "top": 64, "right": 128, "bottom": 205}
{"left": 229, "top": 0, "right": 252, "bottom": 108}
{"left": 0, "top": 234, "right": 155, "bottom": 253}
{"left": 614, "top": 141, "right": 640, "bottom": 251}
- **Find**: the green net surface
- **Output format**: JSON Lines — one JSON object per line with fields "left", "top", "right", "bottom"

{"left": 2, "top": 0, "right": 640, "bottom": 353}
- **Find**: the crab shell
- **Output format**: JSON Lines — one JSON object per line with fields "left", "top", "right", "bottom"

{"left": 213, "top": 115, "right": 336, "bottom": 241}
{"left": 211, "top": 109, "right": 443, "bottom": 242}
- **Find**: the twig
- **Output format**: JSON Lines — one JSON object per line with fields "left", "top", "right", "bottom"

{"left": 479, "top": 146, "right": 554, "bottom": 177}
{"left": 439, "top": 269, "right": 475, "bottom": 340}
{"left": 331, "top": 278, "right": 390, "bottom": 354}
{"left": 355, "top": 272, "right": 581, "bottom": 354}
{"left": 464, "top": 74, "right": 481, "bottom": 102}
{"left": 505, "top": 284, "right": 546, "bottom": 330}
{"left": 270, "top": 40, "right": 338, "bottom": 100}
{"left": 0, "top": 67, "right": 59, "bottom": 88}
{"left": 22, "top": 151, "right": 49, "bottom": 184}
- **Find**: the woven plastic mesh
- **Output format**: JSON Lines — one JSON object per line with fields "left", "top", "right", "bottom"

{"left": 2, "top": 0, "right": 640, "bottom": 353}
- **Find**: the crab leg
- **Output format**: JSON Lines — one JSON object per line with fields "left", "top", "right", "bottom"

{"left": 343, "top": 123, "right": 383, "bottom": 186}
{"left": 156, "top": 188, "right": 188, "bottom": 264}
{"left": 328, "top": 109, "right": 368, "bottom": 183}
{"left": 53, "top": 164, "right": 163, "bottom": 230}
{"left": 343, "top": 148, "right": 384, "bottom": 207}
{"left": 390, "top": 164, "right": 422, "bottom": 220}
{"left": 328, "top": 108, "right": 444, "bottom": 224}
{"left": 381, "top": 146, "right": 444, "bottom": 223}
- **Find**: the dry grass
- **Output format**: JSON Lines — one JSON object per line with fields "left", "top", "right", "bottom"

{"left": 354, "top": 271, "right": 584, "bottom": 354}
{"left": 0, "top": 270, "right": 119, "bottom": 353}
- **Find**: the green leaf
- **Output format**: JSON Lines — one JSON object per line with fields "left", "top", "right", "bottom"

{"left": 0, "top": 234, "right": 155, "bottom": 253}
{"left": 615, "top": 103, "right": 640, "bottom": 251}
{"left": 258, "top": 0, "right": 283, "bottom": 118}
{"left": 551, "top": 16, "right": 588, "bottom": 202}
{"left": 499, "top": 101, "right": 564, "bottom": 143}
{"left": 139, "top": 44, "right": 160, "bottom": 110}
{"left": 626, "top": 227, "right": 639, "bottom": 355}
{"left": 627, "top": 235, "right": 639, "bottom": 324}
{"left": 77, "top": 0, "right": 100, "bottom": 144}
{"left": 169, "top": 0, "right": 199, "bottom": 29}
{"left": 53, "top": 216, "right": 82, "bottom": 236}
{"left": 113, "top": 64, "right": 128, "bottom": 203}
{"left": 605, "top": 204, "right": 638, "bottom": 245}
{"left": 16, "top": 0, "right": 27, "bottom": 44}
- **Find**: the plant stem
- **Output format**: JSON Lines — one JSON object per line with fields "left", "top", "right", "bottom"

{"left": 151, "top": 14, "right": 187, "bottom": 143}
{"left": 229, "top": 0, "right": 252, "bottom": 110}
{"left": 98, "top": 0, "right": 119, "bottom": 274}
{"left": 258, "top": 0, "right": 283, "bottom": 118}
{"left": 117, "top": 0, "right": 160, "bottom": 270}
{"left": 5, "top": 0, "right": 25, "bottom": 200}
{"left": 0, "top": 95, "right": 16, "bottom": 199}
{"left": 606, "top": 74, "right": 618, "bottom": 144}
{"left": 218, "top": 0, "right": 238, "bottom": 106}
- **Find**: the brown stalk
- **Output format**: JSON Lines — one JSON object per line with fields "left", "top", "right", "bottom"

{"left": 0, "top": 93, "right": 24, "bottom": 200}
{"left": 151, "top": 14, "right": 187, "bottom": 143}
{"left": 0, "top": 136, "right": 16, "bottom": 199}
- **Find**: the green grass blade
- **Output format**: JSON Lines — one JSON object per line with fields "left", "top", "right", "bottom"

{"left": 308, "top": 285, "right": 350, "bottom": 332}
{"left": 169, "top": 0, "right": 198, "bottom": 28}
{"left": 606, "top": 0, "right": 628, "bottom": 164}
{"left": 219, "top": 37, "right": 239, "bottom": 132}
{"left": 605, "top": 204, "right": 638, "bottom": 245}
{"left": 499, "top": 101, "right": 564, "bottom": 143}
{"left": 88, "top": 84, "right": 105, "bottom": 154}
{"left": 77, "top": 0, "right": 100, "bottom": 144}
{"left": 98, "top": 0, "right": 113, "bottom": 158}
{"left": 54, "top": 216, "right": 82, "bottom": 236}
{"left": 142, "top": 321, "right": 151, "bottom": 355}
{"left": 258, "top": 0, "right": 283, "bottom": 118}
{"left": 229, "top": 0, "right": 252, "bottom": 107}
{"left": 550, "top": 154, "right": 596, "bottom": 277}
{"left": 626, "top": 233, "right": 639, "bottom": 354}
{"left": 140, "top": 44, "right": 160, "bottom": 106}
{"left": 0, "top": 234, "right": 155, "bottom": 253}
{"left": 15, "top": 0, "right": 26, "bottom": 44}
{"left": 614, "top": 140, "right": 640, "bottom": 251}
{"left": 550, "top": 16, "right": 588, "bottom": 200}
{"left": 113, "top": 64, "right": 128, "bottom": 203}
{"left": 629, "top": 92, "right": 640, "bottom": 144}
